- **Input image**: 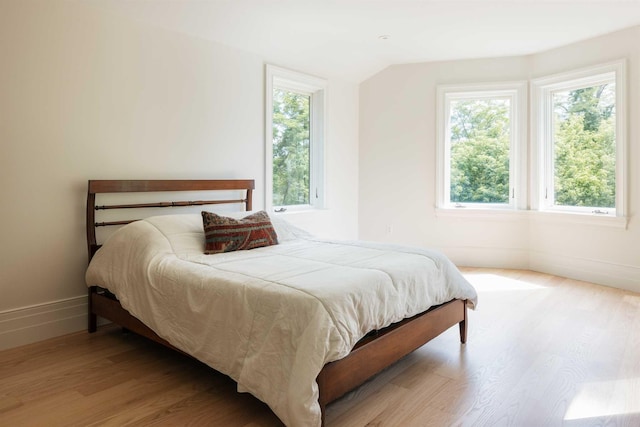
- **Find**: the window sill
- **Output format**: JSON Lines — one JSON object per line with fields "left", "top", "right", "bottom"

{"left": 271, "top": 206, "right": 326, "bottom": 216}
{"left": 435, "top": 207, "right": 628, "bottom": 229}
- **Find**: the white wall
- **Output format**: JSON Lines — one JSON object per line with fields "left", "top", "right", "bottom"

{"left": 527, "top": 27, "right": 639, "bottom": 291}
{"left": 359, "top": 56, "right": 532, "bottom": 264}
{"left": 0, "top": 1, "right": 359, "bottom": 349}
{"left": 359, "top": 26, "right": 640, "bottom": 293}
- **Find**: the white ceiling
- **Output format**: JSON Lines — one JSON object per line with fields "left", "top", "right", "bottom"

{"left": 98, "top": 0, "right": 640, "bottom": 83}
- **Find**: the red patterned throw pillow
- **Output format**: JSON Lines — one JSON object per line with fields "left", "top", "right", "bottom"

{"left": 202, "top": 211, "right": 278, "bottom": 254}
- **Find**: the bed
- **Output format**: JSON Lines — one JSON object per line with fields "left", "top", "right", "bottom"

{"left": 85, "top": 179, "right": 477, "bottom": 426}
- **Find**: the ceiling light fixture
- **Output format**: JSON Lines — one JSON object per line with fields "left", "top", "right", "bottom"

{"left": 378, "top": 34, "right": 391, "bottom": 40}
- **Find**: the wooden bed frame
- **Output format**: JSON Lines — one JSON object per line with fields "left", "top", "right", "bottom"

{"left": 86, "top": 179, "right": 468, "bottom": 426}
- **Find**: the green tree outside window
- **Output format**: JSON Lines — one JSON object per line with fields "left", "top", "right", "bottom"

{"left": 272, "top": 89, "right": 310, "bottom": 206}
{"left": 552, "top": 84, "right": 616, "bottom": 208}
{"left": 449, "top": 98, "right": 511, "bottom": 204}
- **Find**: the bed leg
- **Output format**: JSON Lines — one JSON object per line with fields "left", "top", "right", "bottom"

{"left": 459, "top": 320, "right": 467, "bottom": 344}
{"left": 88, "top": 286, "right": 97, "bottom": 333}
{"left": 320, "top": 403, "right": 326, "bottom": 427}
{"left": 459, "top": 301, "right": 467, "bottom": 344}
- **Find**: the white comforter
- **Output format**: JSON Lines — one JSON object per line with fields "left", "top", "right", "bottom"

{"left": 86, "top": 213, "right": 477, "bottom": 427}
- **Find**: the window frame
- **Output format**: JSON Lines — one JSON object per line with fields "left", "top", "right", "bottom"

{"left": 531, "top": 60, "right": 627, "bottom": 218}
{"left": 436, "top": 81, "right": 528, "bottom": 211}
{"left": 265, "top": 65, "right": 326, "bottom": 212}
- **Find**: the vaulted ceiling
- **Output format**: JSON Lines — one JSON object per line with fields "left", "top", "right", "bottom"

{"left": 98, "top": 0, "right": 640, "bottom": 82}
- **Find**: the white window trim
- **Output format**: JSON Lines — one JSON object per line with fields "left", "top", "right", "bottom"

{"left": 265, "top": 65, "right": 327, "bottom": 213}
{"left": 531, "top": 59, "right": 627, "bottom": 219}
{"left": 436, "top": 81, "right": 528, "bottom": 211}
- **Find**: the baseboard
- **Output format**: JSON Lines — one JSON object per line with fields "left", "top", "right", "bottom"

{"left": 441, "top": 246, "right": 530, "bottom": 270}
{"left": 0, "top": 296, "right": 87, "bottom": 351}
{"left": 529, "top": 251, "right": 640, "bottom": 294}
{"left": 442, "top": 245, "right": 640, "bottom": 294}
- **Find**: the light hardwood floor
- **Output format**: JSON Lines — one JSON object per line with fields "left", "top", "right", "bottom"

{"left": 1, "top": 268, "right": 639, "bottom": 426}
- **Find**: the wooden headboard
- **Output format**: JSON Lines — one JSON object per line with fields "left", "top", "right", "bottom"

{"left": 86, "top": 179, "right": 255, "bottom": 261}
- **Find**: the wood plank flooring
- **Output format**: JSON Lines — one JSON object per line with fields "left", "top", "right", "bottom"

{"left": 1, "top": 268, "right": 639, "bottom": 426}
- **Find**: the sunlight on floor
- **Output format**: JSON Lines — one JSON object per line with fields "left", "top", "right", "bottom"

{"left": 565, "top": 377, "right": 640, "bottom": 420}
{"left": 464, "top": 273, "right": 547, "bottom": 293}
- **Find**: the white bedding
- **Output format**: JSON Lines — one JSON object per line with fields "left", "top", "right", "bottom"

{"left": 86, "top": 213, "right": 477, "bottom": 427}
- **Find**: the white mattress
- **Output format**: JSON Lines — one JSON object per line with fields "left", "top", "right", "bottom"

{"left": 86, "top": 213, "right": 477, "bottom": 427}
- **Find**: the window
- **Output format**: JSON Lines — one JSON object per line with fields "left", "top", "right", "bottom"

{"left": 265, "top": 65, "right": 326, "bottom": 212}
{"left": 532, "top": 61, "right": 626, "bottom": 217}
{"left": 437, "top": 82, "right": 527, "bottom": 210}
